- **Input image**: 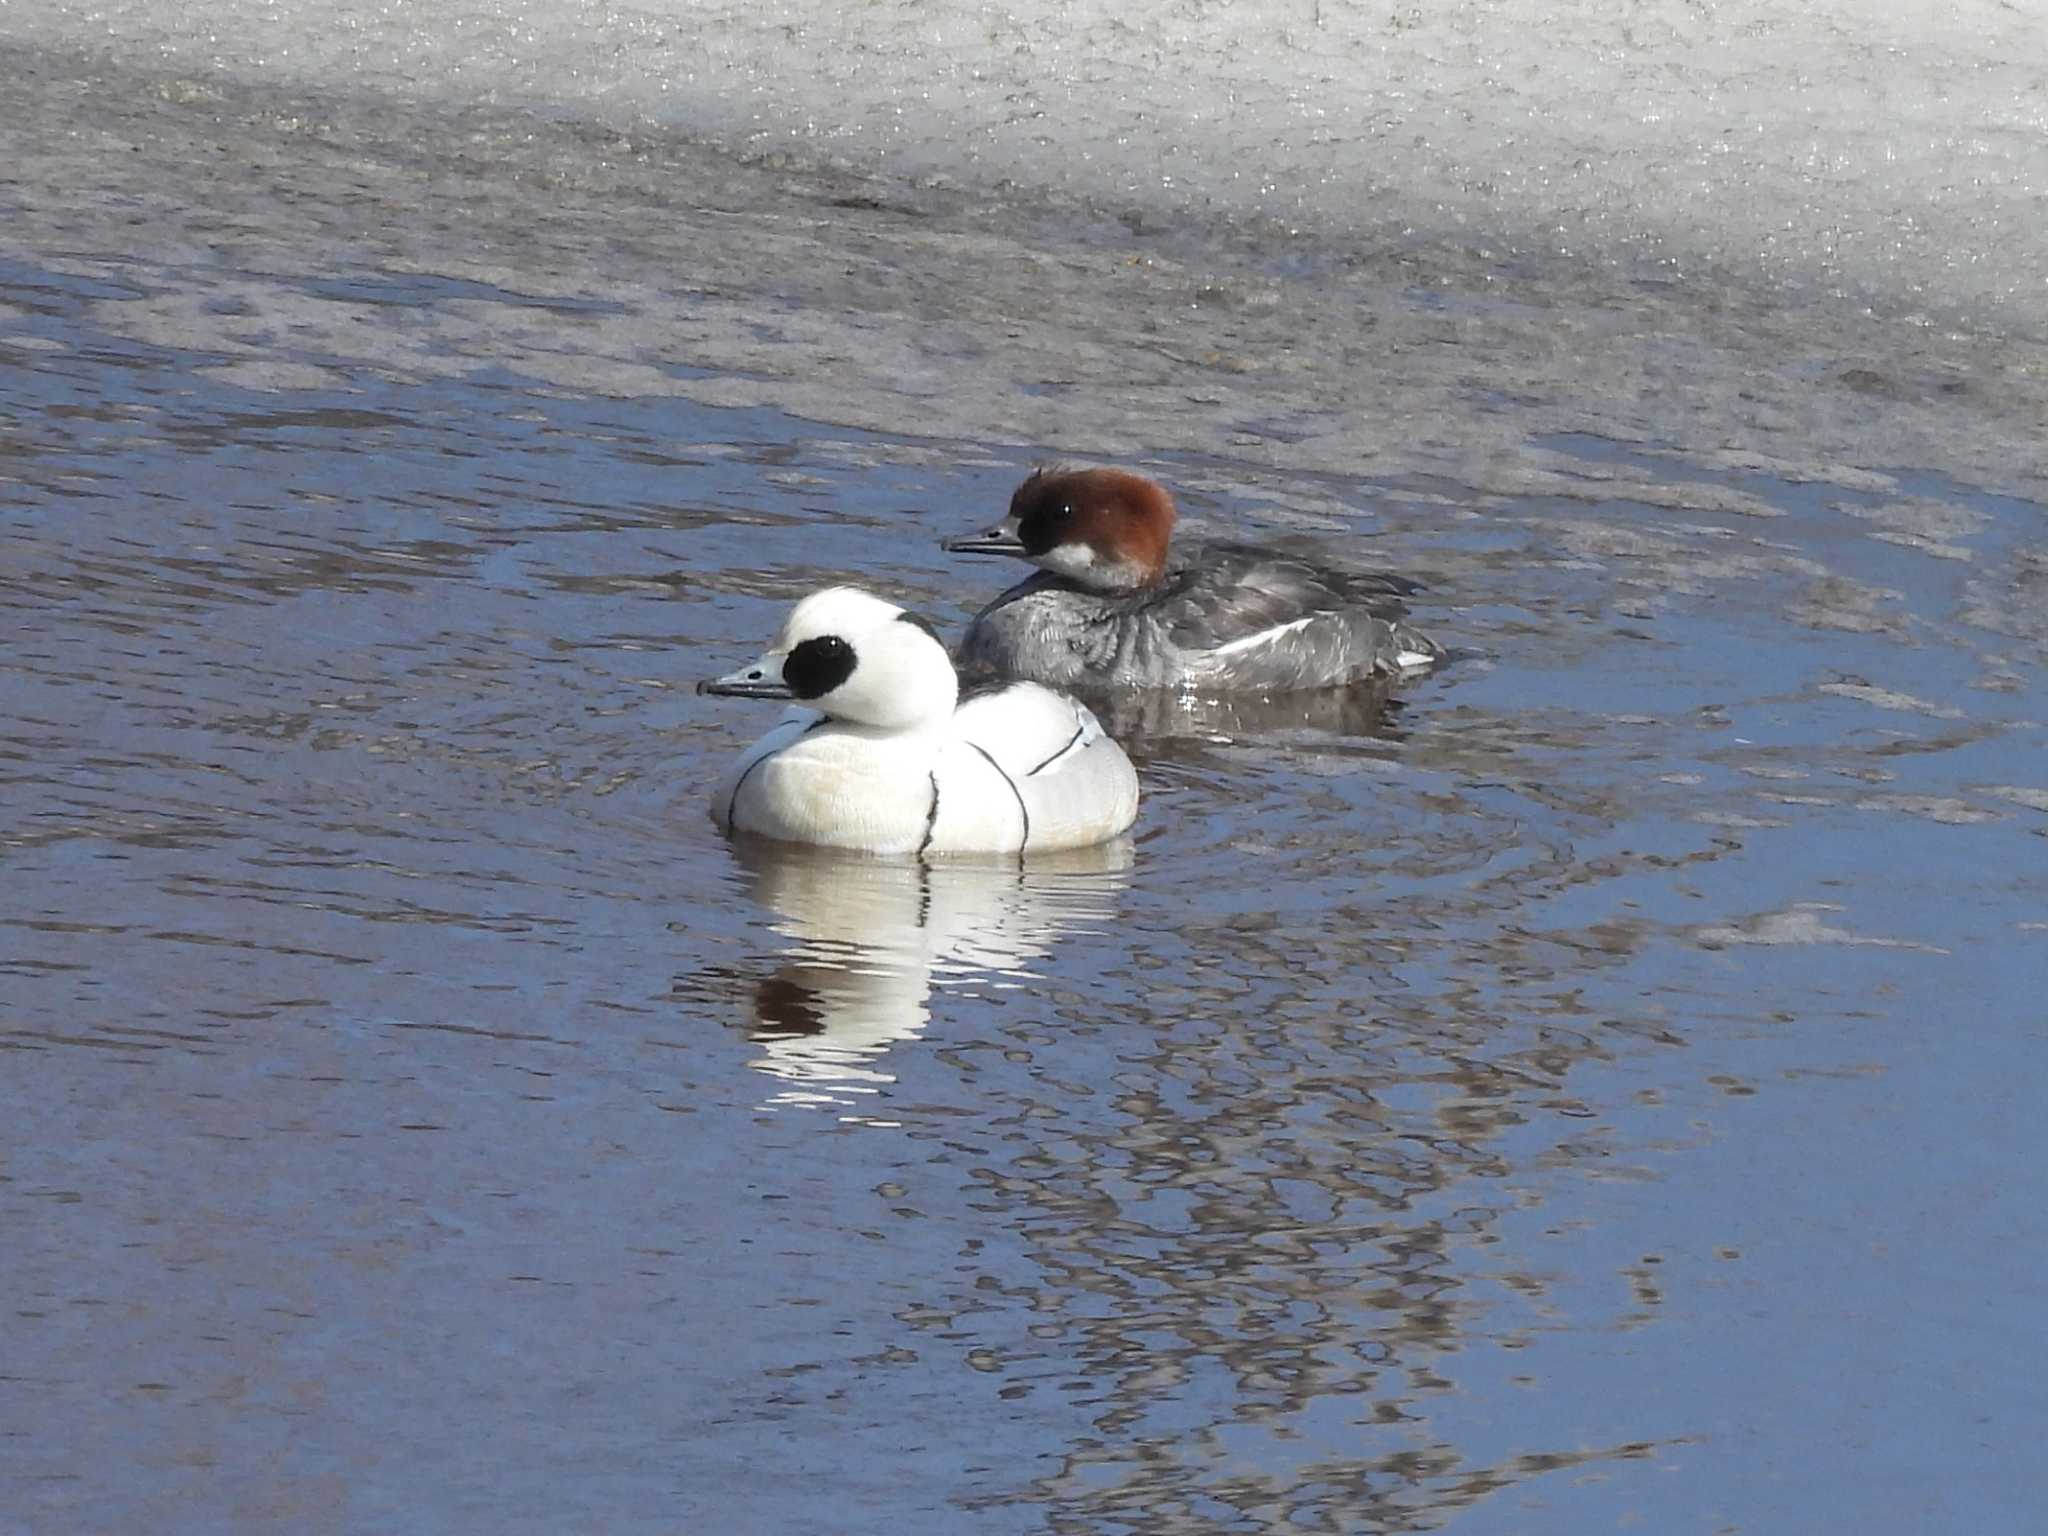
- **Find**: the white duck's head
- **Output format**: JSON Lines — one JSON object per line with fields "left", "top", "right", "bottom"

{"left": 699, "top": 587, "right": 959, "bottom": 731}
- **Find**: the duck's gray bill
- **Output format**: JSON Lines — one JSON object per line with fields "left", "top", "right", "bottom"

{"left": 698, "top": 664, "right": 793, "bottom": 699}
{"left": 942, "top": 529, "right": 1026, "bottom": 555}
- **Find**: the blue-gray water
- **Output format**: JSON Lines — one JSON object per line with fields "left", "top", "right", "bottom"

{"left": 5, "top": 46, "right": 2046, "bottom": 1536}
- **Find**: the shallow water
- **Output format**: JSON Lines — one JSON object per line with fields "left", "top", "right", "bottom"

{"left": 6, "top": 46, "right": 2048, "bottom": 1536}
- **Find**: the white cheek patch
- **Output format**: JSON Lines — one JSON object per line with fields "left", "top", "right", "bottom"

{"left": 1037, "top": 543, "right": 1155, "bottom": 591}
{"left": 1037, "top": 541, "right": 1098, "bottom": 579}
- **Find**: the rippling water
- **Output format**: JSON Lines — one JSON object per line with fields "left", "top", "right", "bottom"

{"left": 6, "top": 55, "right": 2047, "bottom": 1536}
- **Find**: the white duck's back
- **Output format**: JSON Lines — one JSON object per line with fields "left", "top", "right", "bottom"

{"left": 948, "top": 681, "right": 1138, "bottom": 853}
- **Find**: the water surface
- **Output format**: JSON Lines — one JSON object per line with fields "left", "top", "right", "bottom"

{"left": 4, "top": 52, "right": 2047, "bottom": 1536}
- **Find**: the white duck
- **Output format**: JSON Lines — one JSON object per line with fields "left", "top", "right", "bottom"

{"left": 698, "top": 587, "right": 1140, "bottom": 855}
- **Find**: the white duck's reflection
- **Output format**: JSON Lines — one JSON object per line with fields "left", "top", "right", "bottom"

{"left": 708, "top": 836, "right": 1134, "bottom": 1119}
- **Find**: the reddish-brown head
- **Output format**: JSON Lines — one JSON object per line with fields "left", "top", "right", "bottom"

{"left": 997, "top": 466, "right": 1177, "bottom": 592}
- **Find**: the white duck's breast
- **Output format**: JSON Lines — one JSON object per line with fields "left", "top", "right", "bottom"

{"left": 711, "top": 709, "right": 816, "bottom": 826}
{"left": 719, "top": 720, "right": 943, "bottom": 855}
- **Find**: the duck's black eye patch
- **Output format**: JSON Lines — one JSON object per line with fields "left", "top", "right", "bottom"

{"left": 1013, "top": 493, "right": 1073, "bottom": 557}
{"left": 783, "top": 635, "right": 856, "bottom": 699}
{"left": 894, "top": 610, "right": 942, "bottom": 642}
